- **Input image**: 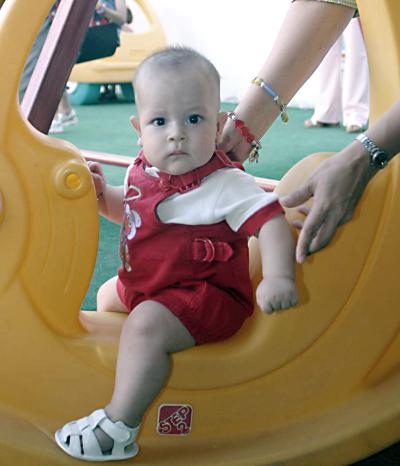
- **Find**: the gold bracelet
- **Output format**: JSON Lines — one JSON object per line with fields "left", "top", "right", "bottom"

{"left": 251, "top": 77, "right": 289, "bottom": 123}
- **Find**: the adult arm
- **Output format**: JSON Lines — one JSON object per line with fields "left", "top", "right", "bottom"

{"left": 220, "top": 0, "right": 355, "bottom": 162}
{"left": 99, "top": 0, "right": 127, "bottom": 26}
{"left": 281, "top": 100, "right": 400, "bottom": 263}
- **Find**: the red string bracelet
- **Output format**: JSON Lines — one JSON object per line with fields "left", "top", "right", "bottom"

{"left": 227, "top": 112, "right": 261, "bottom": 163}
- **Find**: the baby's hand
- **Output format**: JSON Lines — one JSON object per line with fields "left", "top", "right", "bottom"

{"left": 256, "top": 276, "right": 298, "bottom": 315}
{"left": 87, "top": 161, "right": 106, "bottom": 199}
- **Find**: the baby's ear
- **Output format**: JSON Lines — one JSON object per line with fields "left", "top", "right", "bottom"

{"left": 216, "top": 111, "right": 228, "bottom": 144}
{"left": 130, "top": 116, "right": 142, "bottom": 146}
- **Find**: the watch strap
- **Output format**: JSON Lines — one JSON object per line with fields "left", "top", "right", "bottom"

{"left": 356, "top": 133, "right": 388, "bottom": 169}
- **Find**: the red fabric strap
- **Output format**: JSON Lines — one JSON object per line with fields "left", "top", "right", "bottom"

{"left": 192, "top": 238, "right": 234, "bottom": 262}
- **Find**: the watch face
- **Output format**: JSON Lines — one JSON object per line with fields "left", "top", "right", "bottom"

{"left": 372, "top": 151, "right": 388, "bottom": 168}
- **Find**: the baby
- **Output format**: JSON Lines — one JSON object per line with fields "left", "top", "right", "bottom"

{"left": 55, "top": 46, "right": 298, "bottom": 461}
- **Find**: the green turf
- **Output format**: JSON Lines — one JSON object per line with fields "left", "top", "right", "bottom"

{"left": 53, "top": 101, "right": 358, "bottom": 309}
{"left": 59, "top": 101, "right": 357, "bottom": 180}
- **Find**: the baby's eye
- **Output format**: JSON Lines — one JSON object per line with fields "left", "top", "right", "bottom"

{"left": 186, "top": 114, "right": 203, "bottom": 125}
{"left": 152, "top": 117, "right": 166, "bottom": 126}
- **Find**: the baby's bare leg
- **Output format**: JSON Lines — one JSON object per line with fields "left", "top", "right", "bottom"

{"left": 106, "top": 300, "right": 195, "bottom": 426}
{"left": 96, "top": 276, "right": 129, "bottom": 313}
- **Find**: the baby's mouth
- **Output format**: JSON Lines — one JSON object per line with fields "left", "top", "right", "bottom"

{"left": 168, "top": 150, "right": 188, "bottom": 157}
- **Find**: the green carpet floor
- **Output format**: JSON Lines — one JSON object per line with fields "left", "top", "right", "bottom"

{"left": 59, "top": 101, "right": 357, "bottom": 181}
{"left": 54, "top": 101, "right": 357, "bottom": 310}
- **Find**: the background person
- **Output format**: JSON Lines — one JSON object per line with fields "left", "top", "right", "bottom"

{"left": 304, "top": 18, "right": 369, "bottom": 133}
{"left": 49, "top": 0, "right": 127, "bottom": 133}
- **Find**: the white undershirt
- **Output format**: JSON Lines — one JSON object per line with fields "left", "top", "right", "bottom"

{"left": 137, "top": 166, "right": 279, "bottom": 232}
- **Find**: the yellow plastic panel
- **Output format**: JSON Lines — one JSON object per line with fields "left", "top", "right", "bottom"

{"left": 358, "top": 0, "right": 400, "bottom": 123}
{"left": 1, "top": 0, "right": 400, "bottom": 465}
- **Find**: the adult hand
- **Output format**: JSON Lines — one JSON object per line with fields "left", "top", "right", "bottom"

{"left": 281, "top": 147, "right": 376, "bottom": 263}
{"left": 95, "top": 1, "right": 106, "bottom": 13}
{"left": 218, "top": 117, "right": 252, "bottom": 163}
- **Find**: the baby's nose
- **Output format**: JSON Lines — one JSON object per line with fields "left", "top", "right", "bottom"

{"left": 168, "top": 123, "right": 186, "bottom": 142}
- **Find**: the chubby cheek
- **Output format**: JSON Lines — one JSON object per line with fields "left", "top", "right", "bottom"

{"left": 195, "top": 145, "right": 216, "bottom": 168}
{"left": 140, "top": 130, "right": 161, "bottom": 155}
{"left": 199, "top": 131, "right": 217, "bottom": 154}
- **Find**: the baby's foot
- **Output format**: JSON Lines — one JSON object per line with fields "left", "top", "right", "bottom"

{"left": 55, "top": 408, "right": 140, "bottom": 461}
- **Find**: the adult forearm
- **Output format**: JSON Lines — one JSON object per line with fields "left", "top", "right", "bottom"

{"left": 341, "top": 99, "right": 400, "bottom": 189}
{"left": 103, "top": 1, "right": 126, "bottom": 26}
{"left": 234, "top": 1, "right": 355, "bottom": 139}
{"left": 364, "top": 100, "right": 400, "bottom": 159}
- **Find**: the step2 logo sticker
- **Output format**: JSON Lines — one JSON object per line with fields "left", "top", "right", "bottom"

{"left": 157, "top": 404, "right": 193, "bottom": 435}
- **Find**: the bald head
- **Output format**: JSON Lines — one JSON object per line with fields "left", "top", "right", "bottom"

{"left": 133, "top": 46, "right": 221, "bottom": 112}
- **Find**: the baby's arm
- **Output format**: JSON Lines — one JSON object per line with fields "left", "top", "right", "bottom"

{"left": 256, "top": 214, "right": 298, "bottom": 314}
{"left": 88, "top": 161, "right": 124, "bottom": 224}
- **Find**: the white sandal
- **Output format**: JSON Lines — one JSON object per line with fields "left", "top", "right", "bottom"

{"left": 55, "top": 408, "right": 140, "bottom": 461}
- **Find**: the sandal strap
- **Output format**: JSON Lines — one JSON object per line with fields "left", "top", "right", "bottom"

{"left": 81, "top": 423, "right": 103, "bottom": 457}
{"left": 100, "top": 415, "right": 132, "bottom": 442}
{"left": 60, "top": 415, "right": 103, "bottom": 457}
{"left": 67, "top": 429, "right": 83, "bottom": 457}
{"left": 93, "top": 409, "right": 140, "bottom": 457}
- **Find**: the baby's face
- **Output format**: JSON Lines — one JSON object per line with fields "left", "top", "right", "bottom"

{"left": 134, "top": 65, "right": 224, "bottom": 175}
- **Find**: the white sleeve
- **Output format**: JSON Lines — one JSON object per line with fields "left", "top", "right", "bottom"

{"left": 157, "top": 167, "right": 281, "bottom": 230}
{"left": 213, "top": 168, "right": 280, "bottom": 232}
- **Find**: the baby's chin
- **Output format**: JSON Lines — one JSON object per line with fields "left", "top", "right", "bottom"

{"left": 161, "top": 155, "right": 212, "bottom": 175}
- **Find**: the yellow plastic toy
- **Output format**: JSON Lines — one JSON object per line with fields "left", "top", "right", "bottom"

{"left": 68, "top": 0, "right": 166, "bottom": 104}
{"left": 0, "top": 0, "right": 400, "bottom": 465}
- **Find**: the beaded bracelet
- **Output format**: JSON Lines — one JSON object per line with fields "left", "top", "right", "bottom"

{"left": 251, "top": 77, "right": 289, "bottom": 123}
{"left": 227, "top": 111, "right": 261, "bottom": 163}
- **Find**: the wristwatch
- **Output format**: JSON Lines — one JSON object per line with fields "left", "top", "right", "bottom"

{"left": 356, "top": 133, "right": 389, "bottom": 169}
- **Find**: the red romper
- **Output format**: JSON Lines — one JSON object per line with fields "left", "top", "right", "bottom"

{"left": 117, "top": 150, "right": 283, "bottom": 344}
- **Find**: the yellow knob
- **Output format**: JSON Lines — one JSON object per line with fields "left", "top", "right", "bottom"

{"left": 65, "top": 172, "right": 81, "bottom": 190}
{"left": 54, "top": 161, "right": 91, "bottom": 199}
